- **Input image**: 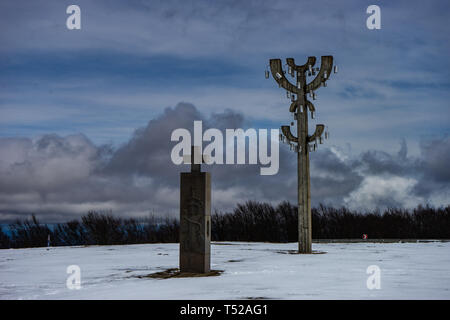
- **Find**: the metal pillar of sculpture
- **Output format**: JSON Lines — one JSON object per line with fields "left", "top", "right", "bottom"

{"left": 267, "top": 56, "right": 336, "bottom": 253}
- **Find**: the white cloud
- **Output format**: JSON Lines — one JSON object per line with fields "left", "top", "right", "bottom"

{"left": 344, "top": 175, "right": 424, "bottom": 210}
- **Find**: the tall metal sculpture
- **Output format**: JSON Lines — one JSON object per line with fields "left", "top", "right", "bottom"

{"left": 267, "top": 56, "right": 336, "bottom": 253}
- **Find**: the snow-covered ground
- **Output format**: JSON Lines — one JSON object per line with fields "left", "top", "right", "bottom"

{"left": 1, "top": 241, "right": 449, "bottom": 299}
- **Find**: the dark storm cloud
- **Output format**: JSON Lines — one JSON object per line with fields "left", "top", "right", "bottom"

{"left": 103, "top": 102, "right": 251, "bottom": 186}
{"left": 310, "top": 148, "right": 364, "bottom": 204}
{"left": 419, "top": 137, "right": 450, "bottom": 183}
{"left": 0, "top": 103, "right": 448, "bottom": 222}
{"left": 104, "top": 103, "right": 204, "bottom": 178}
{"left": 0, "top": 103, "right": 271, "bottom": 222}
{"left": 410, "top": 136, "right": 450, "bottom": 200}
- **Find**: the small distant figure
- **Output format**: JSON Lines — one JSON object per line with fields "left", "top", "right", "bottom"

{"left": 362, "top": 234, "right": 368, "bottom": 240}
{"left": 47, "top": 234, "right": 51, "bottom": 248}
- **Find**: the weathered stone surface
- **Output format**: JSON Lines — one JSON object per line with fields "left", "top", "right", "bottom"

{"left": 179, "top": 147, "right": 211, "bottom": 273}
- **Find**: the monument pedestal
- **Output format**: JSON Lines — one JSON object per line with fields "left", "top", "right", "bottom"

{"left": 179, "top": 147, "right": 211, "bottom": 273}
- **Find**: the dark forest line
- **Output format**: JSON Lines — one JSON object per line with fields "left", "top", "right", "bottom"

{"left": 1, "top": 201, "right": 449, "bottom": 249}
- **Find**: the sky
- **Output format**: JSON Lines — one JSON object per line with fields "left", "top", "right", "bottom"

{"left": 0, "top": 0, "right": 449, "bottom": 222}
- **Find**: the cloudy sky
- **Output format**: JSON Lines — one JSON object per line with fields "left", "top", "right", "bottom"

{"left": 0, "top": 0, "right": 449, "bottom": 222}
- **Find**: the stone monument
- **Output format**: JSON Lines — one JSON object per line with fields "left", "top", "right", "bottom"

{"left": 179, "top": 146, "right": 211, "bottom": 273}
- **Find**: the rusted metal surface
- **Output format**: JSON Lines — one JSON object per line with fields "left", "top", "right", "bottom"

{"left": 308, "top": 124, "right": 325, "bottom": 143}
{"left": 270, "top": 56, "right": 335, "bottom": 253}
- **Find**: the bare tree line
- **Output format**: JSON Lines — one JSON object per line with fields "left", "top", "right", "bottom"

{"left": 1, "top": 202, "right": 449, "bottom": 249}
